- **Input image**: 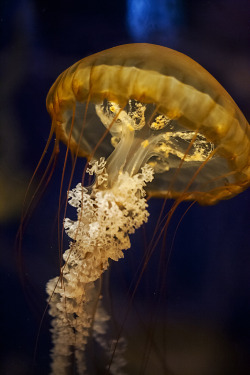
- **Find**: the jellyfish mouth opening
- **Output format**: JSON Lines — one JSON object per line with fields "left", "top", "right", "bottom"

{"left": 92, "top": 99, "right": 216, "bottom": 191}
{"left": 63, "top": 94, "right": 244, "bottom": 203}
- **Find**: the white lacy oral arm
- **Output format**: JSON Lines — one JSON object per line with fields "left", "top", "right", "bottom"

{"left": 46, "top": 160, "right": 154, "bottom": 375}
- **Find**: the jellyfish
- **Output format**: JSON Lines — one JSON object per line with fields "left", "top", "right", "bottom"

{"left": 42, "top": 44, "right": 250, "bottom": 374}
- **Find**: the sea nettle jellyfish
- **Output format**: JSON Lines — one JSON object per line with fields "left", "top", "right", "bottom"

{"left": 36, "top": 44, "right": 249, "bottom": 374}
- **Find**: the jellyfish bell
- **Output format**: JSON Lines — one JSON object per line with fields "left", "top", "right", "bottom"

{"left": 43, "top": 44, "right": 249, "bottom": 374}
{"left": 47, "top": 43, "right": 250, "bottom": 205}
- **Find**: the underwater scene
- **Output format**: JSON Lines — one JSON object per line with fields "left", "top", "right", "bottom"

{"left": 1, "top": 1, "right": 250, "bottom": 374}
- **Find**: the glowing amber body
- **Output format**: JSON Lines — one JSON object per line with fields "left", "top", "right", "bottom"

{"left": 46, "top": 44, "right": 250, "bottom": 204}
